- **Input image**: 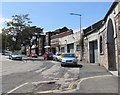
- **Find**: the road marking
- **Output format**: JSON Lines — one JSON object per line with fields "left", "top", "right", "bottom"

{"left": 68, "top": 74, "right": 112, "bottom": 90}
{"left": 53, "top": 75, "right": 113, "bottom": 93}
{"left": 50, "top": 61, "right": 60, "bottom": 64}
{"left": 35, "top": 67, "right": 46, "bottom": 73}
{"left": 7, "top": 82, "right": 28, "bottom": 93}
{"left": 31, "top": 80, "right": 57, "bottom": 85}
{"left": 37, "top": 90, "right": 60, "bottom": 93}
{"left": 76, "top": 75, "right": 112, "bottom": 89}
{"left": 37, "top": 90, "right": 53, "bottom": 93}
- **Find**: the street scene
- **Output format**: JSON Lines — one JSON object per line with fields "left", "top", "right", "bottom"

{"left": 0, "top": 0, "right": 120, "bottom": 94}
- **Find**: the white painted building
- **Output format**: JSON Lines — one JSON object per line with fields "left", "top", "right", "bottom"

{"left": 59, "top": 31, "right": 82, "bottom": 60}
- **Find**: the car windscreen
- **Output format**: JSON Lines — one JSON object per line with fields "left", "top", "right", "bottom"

{"left": 57, "top": 54, "right": 61, "bottom": 56}
{"left": 12, "top": 53, "right": 19, "bottom": 55}
{"left": 62, "top": 54, "right": 75, "bottom": 57}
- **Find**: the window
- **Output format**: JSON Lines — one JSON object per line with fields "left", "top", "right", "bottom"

{"left": 61, "top": 47, "right": 65, "bottom": 52}
{"left": 76, "top": 45, "right": 80, "bottom": 51}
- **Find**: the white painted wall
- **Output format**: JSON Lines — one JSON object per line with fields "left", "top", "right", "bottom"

{"left": 85, "top": 32, "right": 99, "bottom": 63}
{"left": 59, "top": 31, "right": 81, "bottom": 45}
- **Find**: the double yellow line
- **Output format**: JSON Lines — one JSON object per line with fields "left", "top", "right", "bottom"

{"left": 37, "top": 75, "right": 112, "bottom": 93}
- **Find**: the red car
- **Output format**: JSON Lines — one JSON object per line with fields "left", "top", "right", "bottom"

{"left": 43, "top": 52, "right": 53, "bottom": 60}
{"left": 29, "top": 53, "right": 38, "bottom": 58}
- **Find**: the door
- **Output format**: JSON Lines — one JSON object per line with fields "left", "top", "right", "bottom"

{"left": 89, "top": 40, "right": 98, "bottom": 63}
{"left": 89, "top": 42, "right": 94, "bottom": 63}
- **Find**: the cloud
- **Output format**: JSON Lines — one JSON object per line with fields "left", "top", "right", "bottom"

{"left": 0, "top": 17, "right": 12, "bottom": 33}
{"left": 0, "top": 28, "right": 3, "bottom": 33}
{"left": 0, "top": 17, "right": 12, "bottom": 25}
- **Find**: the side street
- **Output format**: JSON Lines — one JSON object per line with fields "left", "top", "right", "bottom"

{"left": 0, "top": 0, "right": 120, "bottom": 94}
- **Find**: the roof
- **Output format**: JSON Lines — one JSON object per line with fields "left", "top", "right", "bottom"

{"left": 83, "top": 20, "right": 103, "bottom": 36}
{"left": 83, "top": 0, "right": 119, "bottom": 36}
{"left": 104, "top": 0, "right": 119, "bottom": 22}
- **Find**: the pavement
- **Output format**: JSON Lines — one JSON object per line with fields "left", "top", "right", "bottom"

{"left": 57, "top": 63, "right": 119, "bottom": 93}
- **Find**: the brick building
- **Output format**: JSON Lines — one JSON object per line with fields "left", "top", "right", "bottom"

{"left": 45, "top": 27, "right": 73, "bottom": 54}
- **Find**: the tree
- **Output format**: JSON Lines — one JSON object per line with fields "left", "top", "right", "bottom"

{"left": 2, "top": 14, "right": 32, "bottom": 51}
{"left": 6, "top": 14, "right": 31, "bottom": 31}
{"left": 2, "top": 28, "right": 15, "bottom": 51}
{"left": 2, "top": 14, "right": 44, "bottom": 52}
{"left": 21, "top": 26, "right": 43, "bottom": 55}
{"left": 21, "top": 26, "right": 43, "bottom": 42}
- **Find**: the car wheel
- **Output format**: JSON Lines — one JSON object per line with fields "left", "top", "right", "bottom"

{"left": 53, "top": 58, "right": 55, "bottom": 61}
{"left": 20, "top": 58, "right": 22, "bottom": 61}
{"left": 44, "top": 57, "right": 47, "bottom": 60}
{"left": 61, "top": 63, "right": 64, "bottom": 67}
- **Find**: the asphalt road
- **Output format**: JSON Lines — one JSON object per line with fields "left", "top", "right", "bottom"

{"left": 1, "top": 54, "right": 118, "bottom": 94}
{"left": 1, "top": 55, "right": 80, "bottom": 94}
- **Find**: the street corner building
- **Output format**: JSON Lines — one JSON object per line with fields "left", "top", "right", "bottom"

{"left": 82, "top": 1, "right": 120, "bottom": 71}
{"left": 45, "top": 27, "right": 74, "bottom": 54}
{"left": 45, "top": 27, "right": 83, "bottom": 61}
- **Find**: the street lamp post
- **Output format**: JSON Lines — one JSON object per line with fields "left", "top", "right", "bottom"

{"left": 65, "top": 40, "right": 67, "bottom": 53}
{"left": 70, "top": 13, "right": 82, "bottom": 61}
{"left": 70, "top": 13, "right": 82, "bottom": 79}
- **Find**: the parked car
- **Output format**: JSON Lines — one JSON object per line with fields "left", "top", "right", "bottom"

{"left": 43, "top": 52, "right": 53, "bottom": 60}
{"left": 29, "top": 53, "right": 38, "bottom": 58}
{"left": 59, "top": 54, "right": 63, "bottom": 62}
{"left": 2, "top": 50, "right": 11, "bottom": 56}
{"left": 61, "top": 53, "right": 77, "bottom": 66}
{"left": 53, "top": 53, "right": 61, "bottom": 61}
{"left": 9, "top": 52, "right": 22, "bottom": 60}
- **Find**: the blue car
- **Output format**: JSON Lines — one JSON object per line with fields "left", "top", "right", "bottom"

{"left": 9, "top": 53, "right": 22, "bottom": 60}
{"left": 61, "top": 53, "right": 78, "bottom": 66}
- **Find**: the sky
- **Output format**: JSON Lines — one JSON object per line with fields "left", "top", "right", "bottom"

{"left": 1, "top": 2, "right": 113, "bottom": 33}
